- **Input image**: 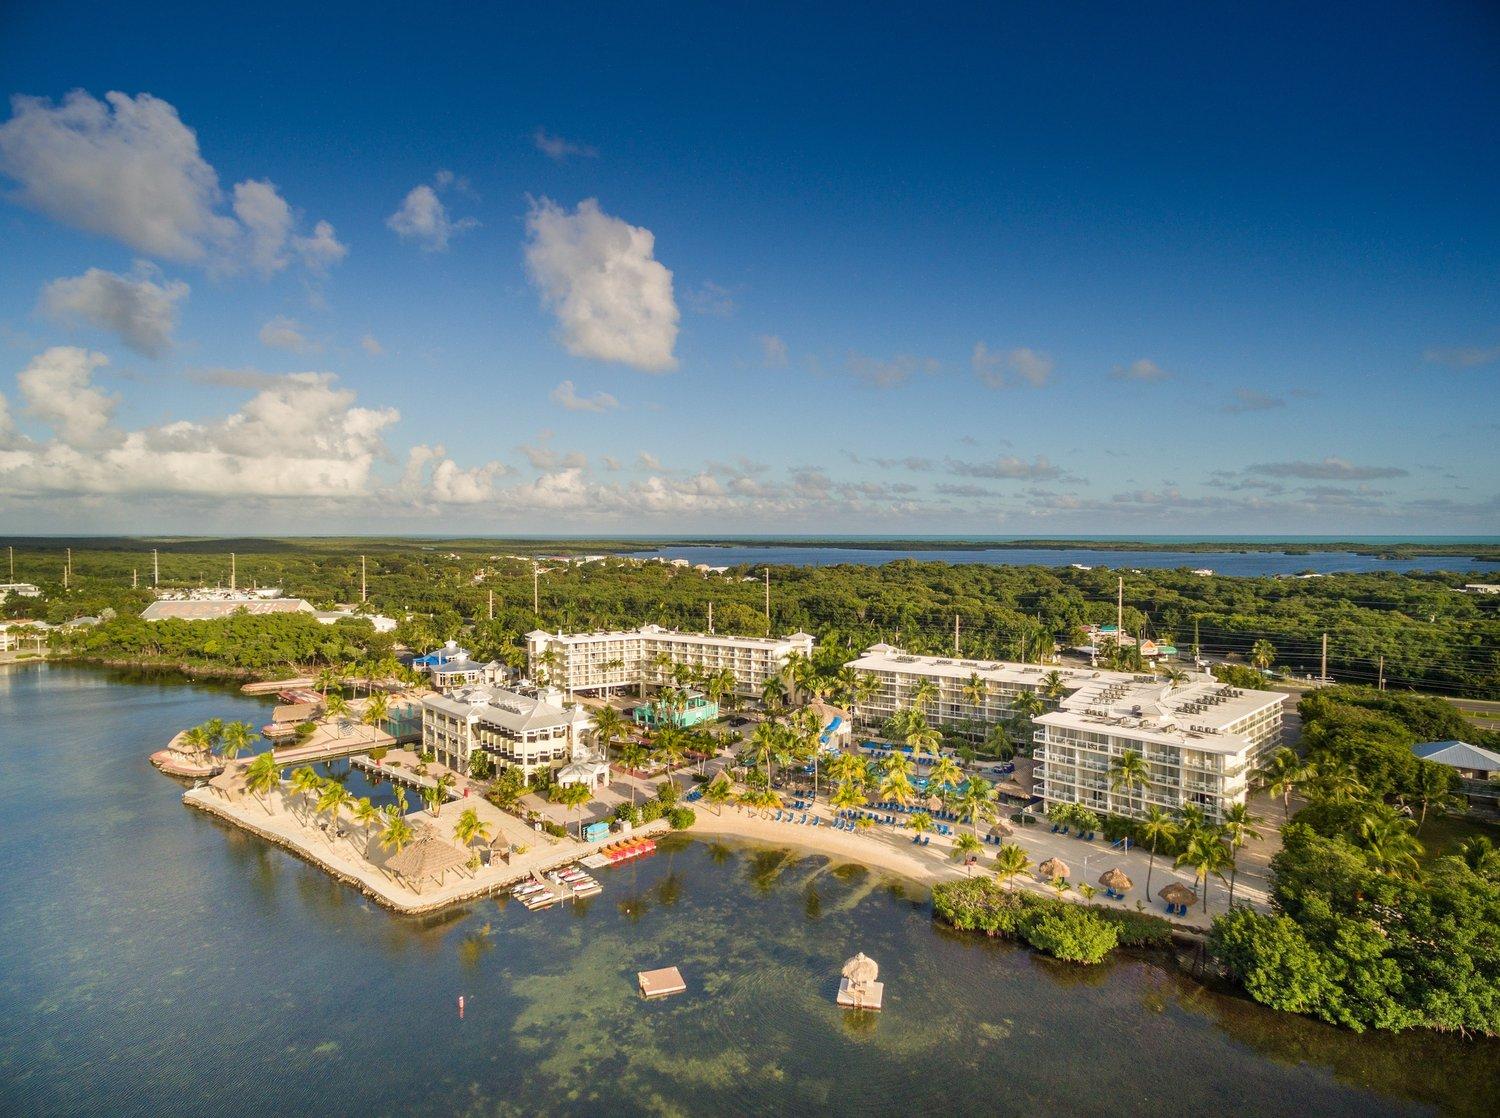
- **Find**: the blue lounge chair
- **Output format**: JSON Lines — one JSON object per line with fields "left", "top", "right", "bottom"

{"left": 922, "top": 835, "right": 931, "bottom": 846}
{"left": 912, "top": 834, "right": 921, "bottom": 844}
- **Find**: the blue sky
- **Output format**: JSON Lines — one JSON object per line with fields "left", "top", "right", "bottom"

{"left": 0, "top": 2, "right": 1496, "bottom": 534}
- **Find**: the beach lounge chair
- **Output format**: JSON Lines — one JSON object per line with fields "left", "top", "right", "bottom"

{"left": 922, "top": 835, "right": 931, "bottom": 846}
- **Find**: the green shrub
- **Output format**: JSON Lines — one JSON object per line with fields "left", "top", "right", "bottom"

{"left": 368, "top": 745, "right": 389, "bottom": 761}
{"left": 1091, "top": 906, "right": 1173, "bottom": 948}
{"left": 1021, "top": 904, "right": 1119, "bottom": 964}
{"left": 666, "top": 806, "right": 696, "bottom": 829}
{"left": 640, "top": 800, "right": 664, "bottom": 823}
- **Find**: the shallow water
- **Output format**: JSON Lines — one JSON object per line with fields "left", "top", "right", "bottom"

{"left": 0, "top": 664, "right": 1493, "bottom": 1117}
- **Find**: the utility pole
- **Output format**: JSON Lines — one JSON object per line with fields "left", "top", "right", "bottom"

{"left": 708, "top": 600, "right": 714, "bottom": 635}
{"left": 132, "top": 568, "right": 137, "bottom": 589}
{"left": 7, "top": 545, "right": 12, "bottom": 581}
{"left": 65, "top": 547, "right": 71, "bottom": 590}
{"left": 487, "top": 589, "right": 494, "bottom": 621}
{"left": 953, "top": 613, "right": 960, "bottom": 656}
{"left": 152, "top": 548, "right": 159, "bottom": 587}
{"left": 1378, "top": 655, "right": 1385, "bottom": 691}
{"left": 1321, "top": 631, "right": 1329, "bottom": 683}
{"left": 763, "top": 568, "right": 770, "bottom": 634}
{"left": 1117, "top": 575, "right": 1124, "bottom": 641}
{"left": 230, "top": 552, "right": 236, "bottom": 592}
{"left": 533, "top": 560, "right": 540, "bottom": 617}
{"left": 361, "top": 555, "right": 367, "bottom": 603}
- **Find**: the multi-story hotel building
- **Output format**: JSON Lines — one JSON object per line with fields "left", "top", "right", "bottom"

{"left": 526, "top": 625, "right": 815, "bottom": 698}
{"left": 419, "top": 684, "right": 593, "bottom": 781}
{"left": 1032, "top": 675, "right": 1284, "bottom": 823}
{"left": 844, "top": 643, "right": 1135, "bottom": 739}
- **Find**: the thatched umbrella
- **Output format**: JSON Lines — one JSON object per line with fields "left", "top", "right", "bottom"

{"left": 1099, "top": 867, "right": 1132, "bottom": 893}
{"left": 842, "top": 952, "right": 880, "bottom": 990}
{"left": 987, "top": 821, "right": 1013, "bottom": 840}
{"left": 386, "top": 835, "right": 468, "bottom": 893}
{"left": 207, "top": 768, "right": 245, "bottom": 801}
{"left": 486, "top": 832, "right": 512, "bottom": 864}
{"left": 925, "top": 795, "right": 944, "bottom": 813}
{"left": 1038, "top": 857, "right": 1069, "bottom": 880}
{"left": 1158, "top": 881, "right": 1197, "bottom": 906}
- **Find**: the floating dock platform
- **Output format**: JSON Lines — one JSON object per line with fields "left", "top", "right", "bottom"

{"left": 638, "top": 966, "right": 687, "bottom": 999}
{"left": 837, "top": 977, "right": 884, "bottom": 1010}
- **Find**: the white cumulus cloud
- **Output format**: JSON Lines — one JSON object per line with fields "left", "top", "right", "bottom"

{"left": 40, "top": 266, "right": 188, "bottom": 357}
{"left": 524, "top": 197, "right": 679, "bottom": 373}
{"left": 16, "top": 346, "right": 119, "bottom": 448}
{"left": 258, "top": 315, "right": 317, "bottom": 353}
{"left": 972, "top": 342, "right": 1053, "bottom": 389}
{"left": 0, "top": 90, "right": 344, "bottom": 276}
{"left": 386, "top": 180, "right": 478, "bottom": 251}
{"left": 550, "top": 379, "right": 621, "bottom": 413}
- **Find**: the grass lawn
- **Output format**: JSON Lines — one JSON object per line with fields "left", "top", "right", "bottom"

{"left": 1415, "top": 811, "right": 1499, "bottom": 865}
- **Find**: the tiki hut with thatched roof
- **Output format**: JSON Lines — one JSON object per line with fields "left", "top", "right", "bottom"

{"left": 987, "top": 821, "right": 1013, "bottom": 841}
{"left": 206, "top": 768, "right": 246, "bottom": 802}
{"left": 837, "top": 952, "right": 884, "bottom": 1010}
{"left": 925, "top": 795, "right": 945, "bottom": 813}
{"left": 485, "top": 832, "right": 512, "bottom": 865}
{"left": 1158, "top": 881, "right": 1198, "bottom": 913}
{"left": 1099, "top": 867, "right": 1132, "bottom": 896}
{"left": 385, "top": 834, "right": 468, "bottom": 893}
{"left": 1038, "top": 857, "right": 1069, "bottom": 880}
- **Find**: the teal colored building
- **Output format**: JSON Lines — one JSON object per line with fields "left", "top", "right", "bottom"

{"left": 633, "top": 691, "right": 719, "bottom": 729}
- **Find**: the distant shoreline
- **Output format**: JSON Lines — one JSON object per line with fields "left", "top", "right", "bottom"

{"left": 4, "top": 534, "right": 1497, "bottom": 562}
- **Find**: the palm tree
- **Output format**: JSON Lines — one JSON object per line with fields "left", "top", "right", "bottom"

{"left": 550, "top": 782, "right": 594, "bottom": 838}
{"left": 454, "top": 807, "right": 491, "bottom": 856}
{"left": 1219, "top": 802, "right": 1262, "bottom": 906}
{"left": 244, "top": 751, "right": 282, "bottom": 813}
{"left": 429, "top": 771, "right": 457, "bottom": 816}
{"left": 1252, "top": 747, "right": 1306, "bottom": 822}
{"left": 362, "top": 693, "right": 390, "bottom": 740}
{"left": 650, "top": 726, "right": 688, "bottom": 776}
{"left": 748, "top": 721, "right": 783, "bottom": 785}
{"left": 905, "top": 723, "right": 941, "bottom": 765}
{"left": 961, "top": 673, "right": 989, "bottom": 716}
{"left": 218, "top": 720, "right": 256, "bottom": 761}
{"left": 325, "top": 693, "right": 352, "bottom": 734}
{"left": 1250, "top": 640, "right": 1276, "bottom": 671}
{"left": 591, "top": 704, "right": 627, "bottom": 755}
{"left": 953, "top": 831, "right": 984, "bottom": 873}
{"left": 617, "top": 740, "right": 648, "bottom": 803}
{"left": 351, "top": 796, "right": 380, "bottom": 843}
{"left": 760, "top": 675, "right": 788, "bottom": 718}
{"left": 1109, "top": 749, "right": 1149, "bottom": 817}
{"left": 907, "top": 810, "right": 934, "bottom": 839}
{"left": 1306, "top": 760, "right": 1367, "bottom": 804}
{"left": 953, "top": 776, "right": 997, "bottom": 837}
{"left": 1176, "top": 830, "right": 1232, "bottom": 914}
{"left": 993, "top": 843, "right": 1031, "bottom": 890}
{"left": 851, "top": 671, "right": 880, "bottom": 726}
{"left": 702, "top": 667, "right": 737, "bottom": 712}
{"left": 1356, "top": 813, "right": 1424, "bottom": 876}
{"left": 179, "top": 724, "right": 213, "bottom": 763}
{"left": 703, "top": 772, "right": 734, "bottom": 815}
{"left": 927, "top": 754, "right": 963, "bottom": 793}
{"left": 908, "top": 678, "right": 938, "bottom": 717}
{"left": 1139, "top": 806, "right": 1179, "bottom": 900}
{"left": 879, "top": 766, "right": 917, "bottom": 808}
{"left": 830, "top": 780, "right": 866, "bottom": 815}
{"left": 826, "top": 750, "right": 869, "bottom": 789}
{"left": 1457, "top": 836, "right": 1500, "bottom": 878}
{"left": 379, "top": 805, "right": 415, "bottom": 855}
{"left": 1040, "top": 670, "right": 1065, "bottom": 703}
{"left": 316, "top": 781, "right": 353, "bottom": 845}
{"left": 315, "top": 666, "right": 339, "bottom": 699}
{"left": 290, "top": 765, "right": 323, "bottom": 820}
{"left": 1408, "top": 761, "right": 1459, "bottom": 832}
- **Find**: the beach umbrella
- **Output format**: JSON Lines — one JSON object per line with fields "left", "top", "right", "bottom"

{"left": 842, "top": 952, "right": 879, "bottom": 988}
{"left": 987, "top": 821, "right": 1013, "bottom": 840}
{"left": 1038, "top": 857, "right": 1069, "bottom": 879}
{"left": 925, "top": 795, "right": 944, "bottom": 812}
{"left": 1099, "top": 867, "right": 1132, "bottom": 892}
{"left": 1158, "top": 881, "right": 1198, "bottom": 905}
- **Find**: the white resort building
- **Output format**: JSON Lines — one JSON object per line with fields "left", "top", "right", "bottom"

{"left": 419, "top": 683, "right": 593, "bottom": 782}
{"left": 1032, "top": 675, "right": 1285, "bottom": 823}
{"left": 526, "top": 625, "right": 815, "bottom": 698}
{"left": 844, "top": 643, "right": 1134, "bottom": 739}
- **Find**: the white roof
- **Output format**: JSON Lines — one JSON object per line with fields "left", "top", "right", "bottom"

{"left": 140, "top": 598, "right": 314, "bottom": 620}
{"left": 422, "top": 684, "right": 588, "bottom": 735}
{"left": 1037, "top": 676, "right": 1284, "bottom": 755}
{"left": 529, "top": 624, "right": 812, "bottom": 650}
{"left": 847, "top": 645, "right": 1130, "bottom": 690}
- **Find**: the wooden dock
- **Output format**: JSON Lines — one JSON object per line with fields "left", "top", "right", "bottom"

{"left": 638, "top": 967, "right": 686, "bottom": 999}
